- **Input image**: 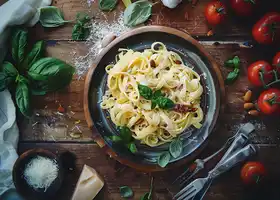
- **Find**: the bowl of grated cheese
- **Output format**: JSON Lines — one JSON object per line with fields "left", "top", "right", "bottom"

{"left": 12, "top": 148, "right": 64, "bottom": 200}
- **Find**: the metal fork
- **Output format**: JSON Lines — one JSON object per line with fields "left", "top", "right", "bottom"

{"left": 173, "top": 123, "right": 255, "bottom": 187}
{"left": 173, "top": 144, "right": 257, "bottom": 200}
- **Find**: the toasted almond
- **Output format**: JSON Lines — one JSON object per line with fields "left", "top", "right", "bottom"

{"left": 248, "top": 110, "right": 259, "bottom": 116}
{"left": 244, "top": 90, "right": 252, "bottom": 102}
{"left": 150, "top": 59, "right": 156, "bottom": 68}
{"left": 69, "top": 132, "right": 82, "bottom": 139}
{"left": 244, "top": 103, "right": 254, "bottom": 110}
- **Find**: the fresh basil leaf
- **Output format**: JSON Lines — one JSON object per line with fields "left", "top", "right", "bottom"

{"left": 225, "top": 68, "right": 240, "bottom": 85}
{"left": 16, "top": 76, "right": 31, "bottom": 117}
{"left": 153, "top": 90, "right": 164, "bottom": 99}
{"left": 127, "top": 142, "right": 137, "bottom": 153}
{"left": 224, "top": 56, "right": 240, "bottom": 69}
{"left": 0, "top": 73, "right": 12, "bottom": 91}
{"left": 2, "top": 61, "right": 18, "bottom": 79}
{"left": 39, "top": 6, "right": 70, "bottom": 28}
{"left": 138, "top": 84, "right": 153, "bottom": 100}
{"left": 124, "top": 0, "right": 152, "bottom": 27}
{"left": 118, "top": 126, "right": 132, "bottom": 143}
{"left": 140, "top": 192, "right": 150, "bottom": 200}
{"left": 156, "top": 97, "right": 174, "bottom": 109}
{"left": 169, "top": 139, "right": 183, "bottom": 158}
{"left": 11, "top": 28, "right": 28, "bottom": 65}
{"left": 119, "top": 186, "right": 133, "bottom": 198}
{"left": 28, "top": 57, "right": 75, "bottom": 92}
{"left": 158, "top": 151, "right": 171, "bottom": 168}
{"left": 23, "top": 40, "right": 45, "bottom": 69}
{"left": 99, "top": 0, "right": 118, "bottom": 11}
{"left": 72, "top": 13, "right": 91, "bottom": 40}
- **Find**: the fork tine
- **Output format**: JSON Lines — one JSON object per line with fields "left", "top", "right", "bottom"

{"left": 177, "top": 188, "right": 197, "bottom": 200}
{"left": 173, "top": 184, "right": 195, "bottom": 199}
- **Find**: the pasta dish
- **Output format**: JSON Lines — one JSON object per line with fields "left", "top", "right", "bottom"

{"left": 100, "top": 42, "right": 203, "bottom": 147}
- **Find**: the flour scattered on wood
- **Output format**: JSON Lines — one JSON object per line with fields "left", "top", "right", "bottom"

{"left": 73, "top": 13, "right": 130, "bottom": 76}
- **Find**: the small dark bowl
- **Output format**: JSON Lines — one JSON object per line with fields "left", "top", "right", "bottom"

{"left": 12, "top": 149, "right": 64, "bottom": 200}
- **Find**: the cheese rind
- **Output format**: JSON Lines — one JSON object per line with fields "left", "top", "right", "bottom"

{"left": 71, "top": 165, "right": 104, "bottom": 200}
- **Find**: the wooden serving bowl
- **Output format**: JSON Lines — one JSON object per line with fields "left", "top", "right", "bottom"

{"left": 84, "top": 26, "right": 225, "bottom": 172}
{"left": 12, "top": 148, "right": 64, "bottom": 200}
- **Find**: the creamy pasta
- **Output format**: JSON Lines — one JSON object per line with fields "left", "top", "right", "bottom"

{"left": 101, "top": 42, "right": 203, "bottom": 147}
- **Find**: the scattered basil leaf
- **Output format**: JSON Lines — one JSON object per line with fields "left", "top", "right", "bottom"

{"left": 99, "top": 0, "right": 118, "bottom": 11}
{"left": 16, "top": 76, "right": 31, "bottom": 117}
{"left": 11, "top": 28, "right": 28, "bottom": 65}
{"left": 224, "top": 56, "right": 240, "bottom": 69}
{"left": 120, "top": 186, "right": 133, "bottom": 198}
{"left": 225, "top": 68, "right": 240, "bottom": 85}
{"left": 127, "top": 142, "right": 137, "bottom": 153}
{"left": 23, "top": 41, "right": 45, "bottom": 70}
{"left": 118, "top": 126, "right": 132, "bottom": 143}
{"left": 72, "top": 13, "right": 91, "bottom": 40}
{"left": 156, "top": 97, "right": 174, "bottom": 109}
{"left": 124, "top": 0, "right": 152, "bottom": 27}
{"left": 0, "top": 73, "right": 13, "bottom": 91}
{"left": 140, "top": 193, "right": 150, "bottom": 200}
{"left": 39, "top": 6, "right": 70, "bottom": 28}
{"left": 2, "top": 61, "right": 18, "bottom": 79}
{"left": 122, "top": 0, "right": 132, "bottom": 7}
{"left": 169, "top": 138, "right": 183, "bottom": 158}
{"left": 28, "top": 57, "right": 75, "bottom": 93}
{"left": 158, "top": 151, "right": 171, "bottom": 168}
{"left": 138, "top": 84, "right": 153, "bottom": 100}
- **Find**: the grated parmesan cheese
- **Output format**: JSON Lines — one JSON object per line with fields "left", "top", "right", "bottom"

{"left": 23, "top": 156, "right": 58, "bottom": 192}
{"left": 73, "top": 12, "right": 130, "bottom": 76}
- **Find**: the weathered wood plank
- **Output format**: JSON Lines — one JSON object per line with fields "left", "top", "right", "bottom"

{"left": 19, "top": 41, "right": 280, "bottom": 143}
{"left": 29, "top": 0, "right": 280, "bottom": 40}
{"left": 18, "top": 143, "right": 280, "bottom": 200}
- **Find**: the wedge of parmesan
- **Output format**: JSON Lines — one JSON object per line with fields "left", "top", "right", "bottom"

{"left": 71, "top": 165, "right": 104, "bottom": 200}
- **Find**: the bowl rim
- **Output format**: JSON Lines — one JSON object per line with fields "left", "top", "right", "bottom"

{"left": 84, "top": 25, "right": 225, "bottom": 172}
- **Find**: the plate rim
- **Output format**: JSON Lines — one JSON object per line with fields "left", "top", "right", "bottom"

{"left": 84, "top": 26, "right": 225, "bottom": 172}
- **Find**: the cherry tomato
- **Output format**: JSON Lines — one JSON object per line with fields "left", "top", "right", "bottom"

{"left": 205, "top": 1, "right": 227, "bottom": 26}
{"left": 230, "top": 0, "right": 258, "bottom": 17}
{"left": 241, "top": 162, "right": 266, "bottom": 184}
{"left": 247, "top": 61, "right": 273, "bottom": 87}
{"left": 252, "top": 12, "right": 280, "bottom": 45}
{"left": 272, "top": 52, "right": 280, "bottom": 73}
{"left": 257, "top": 88, "right": 280, "bottom": 115}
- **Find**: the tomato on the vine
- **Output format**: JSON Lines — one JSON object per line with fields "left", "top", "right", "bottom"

{"left": 205, "top": 1, "right": 227, "bottom": 26}
{"left": 252, "top": 12, "right": 280, "bottom": 45}
{"left": 230, "top": 0, "right": 258, "bottom": 17}
{"left": 241, "top": 162, "right": 266, "bottom": 184}
{"left": 247, "top": 61, "right": 273, "bottom": 87}
{"left": 272, "top": 52, "right": 280, "bottom": 73}
{"left": 257, "top": 88, "right": 280, "bottom": 115}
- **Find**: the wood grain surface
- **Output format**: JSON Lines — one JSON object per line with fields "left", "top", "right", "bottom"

{"left": 11, "top": 0, "right": 280, "bottom": 199}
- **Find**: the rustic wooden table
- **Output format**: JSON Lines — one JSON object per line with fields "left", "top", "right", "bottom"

{"left": 9, "top": 0, "right": 280, "bottom": 199}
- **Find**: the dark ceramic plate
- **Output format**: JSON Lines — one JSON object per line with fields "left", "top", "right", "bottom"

{"left": 84, "top": 26, "right": 224, "bottom": 171}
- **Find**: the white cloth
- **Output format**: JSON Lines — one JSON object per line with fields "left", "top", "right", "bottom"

{"left": 0, "top": 0, "right": 52, "bottom": 195}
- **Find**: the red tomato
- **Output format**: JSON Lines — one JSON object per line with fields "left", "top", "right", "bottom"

{"left": 247, "top": 61, "right": 273, "bottom": 87}
{"left": 252, "top": 12, "right": 280, "bottom": 45}
{"left": 230, "top": 0, "right": 258, "bottom": 16}
{"left": 205, "top": 1, "right": 227, "bottom": 26}
{"left": 257, "top": 88, "right": 280, "bottom": 115}
{"left": 241, "top": 162, "right": 266, "bottom": 184}
{"left": 272, "top": 52, "right": 280, "bottom": 73}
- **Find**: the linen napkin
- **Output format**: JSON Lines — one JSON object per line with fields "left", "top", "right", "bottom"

{"left": 0, "top": 0, "right": 52, "bottom": 195}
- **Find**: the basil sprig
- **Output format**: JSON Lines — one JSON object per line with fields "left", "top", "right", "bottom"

{"left": 0, "top": 28, "right": 75, "bottom": 117}
{"left": 107, "top": 126, "right": 138, "bottom": 154}
{"left": 225, "top": 56, "right": 241, "bottom": 85}
{"left": 72, "top": 13, "right": 91, "bottom": 40}
{"left": 140, "top": 177, "right": 154, "bottom": 200}
{"left": 138, "top": 84, "right": 175, "bottom": 109}
{"left": 39, "top": 6, "right": 71, "bottom": 28}
{"left": 124, "top": 0, "right": 152, "bottom": 27}
{"left": 99, "top": 0, "right": 118, "bottom": 11}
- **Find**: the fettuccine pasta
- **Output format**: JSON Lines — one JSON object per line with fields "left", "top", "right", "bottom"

{"left": 101, "top": 42, "right": 203, "bottom": 147}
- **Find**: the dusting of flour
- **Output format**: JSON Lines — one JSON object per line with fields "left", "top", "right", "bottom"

{"left": 73, "top": 13, "right": 130, "bottom": 76}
